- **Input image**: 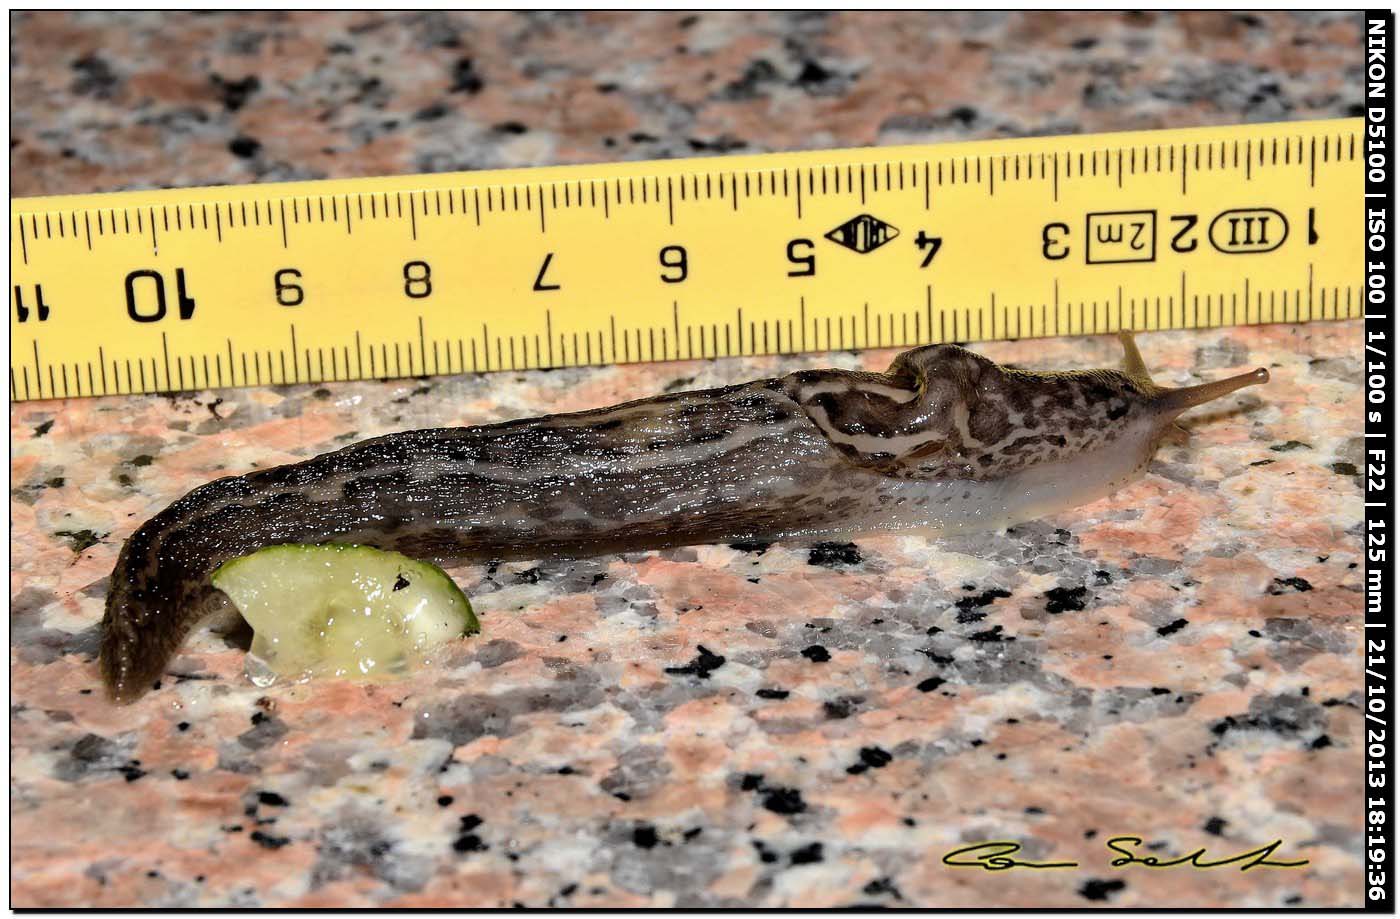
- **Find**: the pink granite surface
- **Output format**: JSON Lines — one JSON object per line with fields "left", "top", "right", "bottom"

{"left": 10, "top": 12, "right": 1364, "bottom": 908}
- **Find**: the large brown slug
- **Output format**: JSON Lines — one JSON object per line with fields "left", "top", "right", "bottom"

{"left": 100, "top": 333, "right": 1267, "bottom": 702}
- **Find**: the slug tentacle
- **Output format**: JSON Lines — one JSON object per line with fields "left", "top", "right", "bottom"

{"left": 100, "top": 335, "right": 1269, "bottom": 702}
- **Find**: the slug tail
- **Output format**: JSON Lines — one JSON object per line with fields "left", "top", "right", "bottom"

{"left": 99, "top": 529, "right": 225, "bottom": 703}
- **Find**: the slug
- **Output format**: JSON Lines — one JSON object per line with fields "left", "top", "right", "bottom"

{"left": 99, "top": 333, "right": 1267, "bottom": 702}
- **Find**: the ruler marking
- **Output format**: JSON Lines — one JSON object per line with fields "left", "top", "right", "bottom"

{"left": 19, "top": 217, "right": 28, "bottom": 263}
{"left": 1307, "top": 263, "right": 1314, "bottom": 321}
{"left": 925, "top": 286, "right": 933, "bottom": 344}
{"left": 158, "top": 332, "right": 172, "bottom": 392}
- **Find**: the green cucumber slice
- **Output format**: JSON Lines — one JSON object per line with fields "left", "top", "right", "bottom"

{"left": 211, "top": 544, "right": 478, "bottom": 687}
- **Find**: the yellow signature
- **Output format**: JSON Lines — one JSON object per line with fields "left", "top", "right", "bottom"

{"left": 942, "top": 837, "right": 1309, "bottom": 873}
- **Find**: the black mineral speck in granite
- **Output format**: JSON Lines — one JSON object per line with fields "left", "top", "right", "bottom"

{"left": 800, "top": 645, "right": 831, "bottom": 663}
{"left": 916, "top": 676, "right": 946, "bottom": 692}
{"left": 257, "top": 790, "right": 289, "bottom": 807}
{"left": 70, "top": 53, "right": 118, "bottom": 98}
{"left": 967, "top": 625, "right": 1011, "bottom": 642}
{"left": 823, "top": 697, "right": 859, "bottom": 719}
{"left": 1269, "top": 577, "right": 1314, "bottom": 594}
{"left": 789, "top": 842, "right": 824, "bottom": 864}
{"left": 752, "top": 839, "right": 779, "bottom": 864}
{"left": 1044, "top": 585, "right": 1089, "bottom": 613}
{"left": 453, "top": 813, "right": 488, "bottom": 853}
{"left": 631, "top": 824, "right": 659, "bottom": 849}
{"left": 756, "top": 688, "right": 790, "bottom": 700}
{"left": 1157, "top": 618, "right": 1190, "bottom": 636}
{"left": 956, "top": 588, "right": 1012, "bottom": 617}
{"left": 54, "top": 529, "right": 103, "bottom": 553}
{"left": 250, "top": 830, "right": 290, "bottom": 849}
{"left": 1203, "top": 816, "right": 1228, "bottom": 836}
{"left": 760, "top": 786, "right": 807, "bottom": 815}
{"left": 228, "top": 135, "right": 261, "bottom": 158}
{"left": 664, "top": 645, "right": 726, "bottom": 678}
{"left": 863, "top": 877, "right": 903, "bottom": 899}
{"left": 1080, "top": 878, "right": 1126, "bottom": 901}
{"left": 449, "top": 57, "right": 483, "bottom": 93}
{"left": 211, "top": 73, "right": 260, "bottom": 111}
{"left": 859, "top": 746, "right": 893, "bottom": 768}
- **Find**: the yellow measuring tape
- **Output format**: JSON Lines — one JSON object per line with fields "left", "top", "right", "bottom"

{"left": 10, "top": 118, "right": 1362, "bottom": 402}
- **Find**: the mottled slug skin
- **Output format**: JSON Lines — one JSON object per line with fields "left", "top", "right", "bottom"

{"left": 100, "top": 337, "right": 1267, "bottom": 701}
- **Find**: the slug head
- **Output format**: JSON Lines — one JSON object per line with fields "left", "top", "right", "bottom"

{"left": 791, "top": 333, "right": 1268, "bottom": 480}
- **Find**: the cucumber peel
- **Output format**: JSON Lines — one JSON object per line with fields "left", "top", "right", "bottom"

{"left": 211, "top": 544, "right": 478, "bottom": 687}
